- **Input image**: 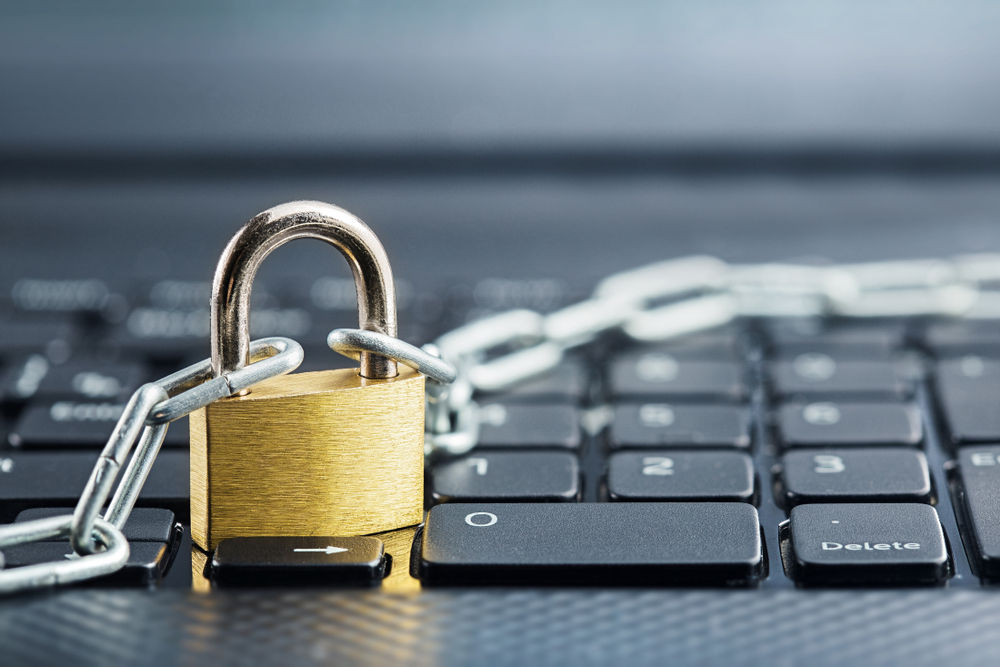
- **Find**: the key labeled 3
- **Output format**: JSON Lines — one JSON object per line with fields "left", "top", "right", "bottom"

{"left": 778, "top": 448, "right": 932, "bottom": 507}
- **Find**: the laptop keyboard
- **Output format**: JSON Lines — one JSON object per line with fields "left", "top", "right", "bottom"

{"left": 2, "top": 277, "right": 1000, "bottom": 589}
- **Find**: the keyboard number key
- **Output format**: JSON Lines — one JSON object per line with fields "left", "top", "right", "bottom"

{"left": 607, "top": 451, "right": 754, "bottom": 502}
{"left": 431, "top": 452, "right": 580, "bottom": 503}
{"left": 779, "top": 449, "right": 932, "bottom": 507}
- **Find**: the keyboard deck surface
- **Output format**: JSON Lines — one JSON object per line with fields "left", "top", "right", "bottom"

{"left": 2, "top": 178, "right": 1000, "bottom": 666}
{"left": 3, "top": 291, "right": 1000, "bottom": 664}
{"left": 2, "top": 279, "right": 999, "bottom": 589}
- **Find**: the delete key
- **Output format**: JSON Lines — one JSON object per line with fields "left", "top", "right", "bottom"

{"left": 787, "top": 503, "right": 949, "bottom": 585}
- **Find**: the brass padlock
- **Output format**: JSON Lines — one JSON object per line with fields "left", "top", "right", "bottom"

{"left": 189, "top": 201, "right": 425, "bottom": 551}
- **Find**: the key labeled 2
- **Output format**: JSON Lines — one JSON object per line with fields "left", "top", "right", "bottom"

{"left": 607, "top": 451, "right": 755, "bottom": 502}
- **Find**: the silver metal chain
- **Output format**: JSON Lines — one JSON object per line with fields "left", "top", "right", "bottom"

{"left": 2, "top": 252, "right": 997, "bottom": 593}
{"left": 0, "top": 325, "right": 452, "bottom": 594}
{"left": 0, "top": 337, "right": 304, "bottom": 594}
{"left": 424, "top": 253, "right": 1000, "bottom": 456}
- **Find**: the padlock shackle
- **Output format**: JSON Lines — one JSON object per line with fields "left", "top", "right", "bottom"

{"left": 211, "top": 201, "right": 398, "bottom": 379}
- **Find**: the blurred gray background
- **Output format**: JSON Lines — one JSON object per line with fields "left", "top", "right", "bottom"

{"left": 2, "top": 0, "right": 999, "bottom": 286}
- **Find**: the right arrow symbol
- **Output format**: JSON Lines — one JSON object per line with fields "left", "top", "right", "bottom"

{"left": 293, "top": 546, "right": 349, "bottom": 555}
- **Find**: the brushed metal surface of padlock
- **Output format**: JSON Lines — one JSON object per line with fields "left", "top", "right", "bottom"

{"left": 189, "top": 201, "right": 425, "bottom": 551}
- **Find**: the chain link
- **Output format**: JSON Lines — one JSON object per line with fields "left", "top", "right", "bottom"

{"left": 425, "top": 254, "right": 1000, "bottom": 455}
{"left": 3, "top": 252, "right": 997, "bottom": 591}
{"left": 0, "top": 336, "right": 303, "bottom": 594}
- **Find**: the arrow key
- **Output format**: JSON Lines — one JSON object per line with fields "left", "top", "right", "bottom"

{"left": 211, "top": 536, "right": 387, "bottom": 587}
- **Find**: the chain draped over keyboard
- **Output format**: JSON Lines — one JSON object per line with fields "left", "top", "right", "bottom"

{"left": 424, "top": 254, "right": 1000, "bottom": 456}
{"left": 2, "top": 252, "right": 1000, "bottom": 591}
{"left": 0, "top": 338, "right": 305, "bottom": 593}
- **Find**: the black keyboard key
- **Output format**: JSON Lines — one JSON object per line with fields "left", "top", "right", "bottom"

{"left": 431, "top": 452, "right": 580, "bottom": 503}
{"left": 106, "top": 307, "right": 208, "bottom": 363}
{"left": 938, "top": 407, "right": 1000, "bottom": 447}
{"left": 779, "top": 449, "right": 932, "bottom": 507}
{"left": 955, "top": 446, "right": 1000, "bottom": 578}
{"left": 1, "top": 358, "right": 146, "bottom": 404}
{"left": 475, "top": 361, "right": 587, "bottom": 402}
{"left": 619, "top": 332, "right": 744, "bottom": 361}
{"left": 419, "top": 502, "right": 764, "bottom": 586}
{"left": 35, "top": 361, "right": 146, "bottom": 401}
{"left": 0, "top": 452, "right": 101, "bottom": 510}
{"left": 0, "top": 451, "right": 189, "bottom": 517}
{"left": 211, "top": 536, "right": 387, "bottom": 587}
{"left": 9, "top": 401, "right": 189, "bottom": 449}
{"left": 764, "top": 319, "right": 904, "bottom": 358}
{"left": 0, "top": 353, "right": 50, "bottom": 403}
{"left": 0, "top": 320, "right": 74, "bottom": 360}
{"left": 936, "top": 356, "right": 1000, "bottom": 444}
{"left": 8, "top": 278, "right": 117, "bottom": 316}
{"left": 306, "top": 275, "right": 421, "bottom": 313}
{"left": 112, "top": 305, "right": 313, "bottom": 363}
{"left": 609, "top": 352, "right": 746, "bottom": 401}
{"left": 477, "top": 403, "right": 580, "bottom": 449}
{"left": 936, "top": 355, "right": 1000, "bottom": 394}
{"left": 770, "top": 353, "right": 911, "bottom": 398}
{"left": 610, "top": 403, "right": 751, "bottom": 449}
{"left": 776, "top": 401, "right": 922, "bottom": 448}
{"left": 607, "top": 451, "right": 754, "bottom": 502}
{"left": 16, "top": 507, "right": 178, "bottom": 543}
{"left": 1, "top": 541, "right": 174, "bottom": 586}
{"left": 924, "top": 320, "right": 1000, "bottom": 356}
{"left": 142, "top": 278, "right": 277, "bottom": 310}
{"left": 786, "top": 503, "right": 949, "bottom": 585}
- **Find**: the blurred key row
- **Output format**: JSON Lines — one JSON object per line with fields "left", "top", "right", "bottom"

{"left": 2, "top": 349, "right": 996, "bottom": 454}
